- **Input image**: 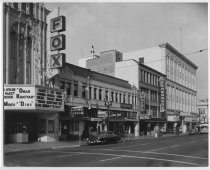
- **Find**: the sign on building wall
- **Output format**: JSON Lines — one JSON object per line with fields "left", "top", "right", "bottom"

{"left": 47, "top": 12, "right": 66, "bottom": 81}
{"left": 140, "top": 92, "right": 146, "bottom": 112}
{"left": 167, "top": 115, "right": 180, "bottom": 122}
{"left": 4, "top": 85, "right": 64, "bottom": 112}
{"left": 120, "top": 103, "right": 132, "bottom": 109}
{"left": 159, "top": 77, "right": 166, "bottom": 112}
{"left": 4, "top": 86, "right": 35, "bottom": 109}
{"left": 140, "top": 114, "right": 150, "bottom": 120}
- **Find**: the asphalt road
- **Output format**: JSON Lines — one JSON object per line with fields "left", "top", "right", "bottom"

{"left": 4, "top": 134, "right": 208, "bottom": 167}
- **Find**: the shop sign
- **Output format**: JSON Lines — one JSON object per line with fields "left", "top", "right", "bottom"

{"left": 140, "top": 92, "right": 146, "bottom": 111}
{"left": 180, "top": 112, "right": 191, "bottom": 117}
{"left": 159, "top": 77, "right": 166, "bottom": 112}
{"left": 97, "top": 110, "right": 107, "bottom": 118}
{"left": 140, "top": 114, "right": 150, "bottom": 120}
{"left": 120, "top": 103, "right": 132, "bottom": 109}
{"left": 4, "top": 85, "right": 64, "bottom": 111}
{"left": 127, "top": 112, "right": 137, "bottom": 119}
{"left": 90, "top": 118, "right": 102, "bottom": 122}
{"left": 70, "top": 106, "right": 84, "bottom": 117}
{"left": 167, "top": 115, "right": 180, "bottom": 122}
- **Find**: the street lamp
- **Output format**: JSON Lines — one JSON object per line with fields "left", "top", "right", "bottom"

{"left": 104, "top": 96, "right": 112, "bottom": 131}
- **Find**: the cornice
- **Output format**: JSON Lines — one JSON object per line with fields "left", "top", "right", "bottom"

{"left": 159, "top": 42, "right": 198, "bottom": 70}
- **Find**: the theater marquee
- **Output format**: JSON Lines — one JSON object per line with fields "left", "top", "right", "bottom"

{"left": 4, "top": 85, "right": 64, "bottom": 112}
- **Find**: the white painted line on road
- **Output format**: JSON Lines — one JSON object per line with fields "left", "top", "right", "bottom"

{"left": 188, "top": 141, "right": 197, "bottom": 144}
{"left": 146, "top": 145, "right": 180, "bottom": 152}
{"left": 100, "top": 156, "right": 123, "bottom": 162}
{"left": 105, "top": 149, "right": 208, "bottom": 160}
{"left": 58, "top": 153, "right": 83, "bottom": 158}
{"left": 108, "top": 142, "right": 152, "bottom": 149}
{"left": 54, "top": 151, "right": 199, "bottom": 166}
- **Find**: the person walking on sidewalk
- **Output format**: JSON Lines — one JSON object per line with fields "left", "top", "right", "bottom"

{"left": 154, "top": 124, "right": 160, "bottom": 138}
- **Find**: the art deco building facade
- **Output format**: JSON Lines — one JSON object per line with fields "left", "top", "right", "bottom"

{"left": 3, "top": 3, "right": 65, "bottom": 144}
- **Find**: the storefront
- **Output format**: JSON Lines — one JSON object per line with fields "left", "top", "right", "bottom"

{"left": 4, "top": 85, "right": 64, "bottom": 143}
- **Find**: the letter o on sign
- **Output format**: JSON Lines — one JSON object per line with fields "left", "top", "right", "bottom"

{"left": 50, "top": 34, "right": 66, "bottom": 51}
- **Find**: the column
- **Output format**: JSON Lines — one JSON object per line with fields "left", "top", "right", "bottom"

{"left": 5, "top": 6, "right": 10, "bottom": 84}
{"left": 24, "top": 25, "right": 28, "bottom": 84}
{"left": 134, "top": 121, "right": 139, "bottom": 137}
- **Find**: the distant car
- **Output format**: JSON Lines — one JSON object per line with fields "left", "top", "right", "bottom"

{"left": 87, "top": 131, "right": 121, "bottom": 145}
{"left": 188, "top": 129, "right": 199, "bottom": 135}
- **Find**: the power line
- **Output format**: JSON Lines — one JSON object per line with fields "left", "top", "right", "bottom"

{"left": 184, "top": 49, "right": 208, "bottom": 55}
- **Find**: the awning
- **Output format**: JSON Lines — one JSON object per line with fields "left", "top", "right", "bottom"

{"left": 107, "top": 117, "right": 138, "bottom": 122}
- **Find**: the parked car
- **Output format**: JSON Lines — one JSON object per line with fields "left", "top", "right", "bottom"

{"left": 188, "top": 129, "right": 199, "bottom": 135}
{"left": 87, "top": 131, "right": 121, "bottom": 145}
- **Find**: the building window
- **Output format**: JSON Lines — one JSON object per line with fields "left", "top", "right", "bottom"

{"left": 145, "top": 72, "right": 147, "bottom": 83}
{"left": 119, "top": 93, "right": 122, "bottom": 103}
{"left": 105, "top": 90, "right": 109, "bottom": 100}
{"left": 115, "top": 92, "right": 118, "bottom": 103}
{"left": 94, "top": 88, "right": 97, "bottom": 99}
{"left": 111, "top": 92, "right": 114, "bottom": 102}
{"left": 67, "top": 82, "right": 71, "bottom": 95}
{"left": 99, "top": 89, "right": 102, "bottom": 100}
{"left": 128, "top": 94, "right": 130, "bottom": 104}
{"left": 60, "top": 81, "right": 65, "bottom": 89}
{"left": 148, "top": 73, "right": 150, "bottom": 84}
{"left": 21, "top": 3, "right": 26, "bottom": 12}
{"left": 74, "top": 82, "right": 78, "bottom": 97}
{"left": 132, "top": 95, "right": 134, "bottom": 105}
{"left": 141, "top": 70, "right": 144, "bottom": 82}
{"left": 123, "top": 94, "right": 126, "bottom": 103}
{"left": 82, "top": 84, "right": 86, "bottom": 98}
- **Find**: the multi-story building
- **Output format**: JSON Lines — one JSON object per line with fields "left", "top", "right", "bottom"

{"left": 82, "top": 42, "right": 198, "bottom": 134}
{"left": 122, "top": 42, "right": 198, "bottom": 132}
{"left": 197, "top": 98, "right": 208, "bottom": 124}
{"left": 49, "top": 62, "right": 139, "bottom": 139}
{"left": 3, "top": 3, "right": 65, "bottom": 143}
{"left": 85, "top": 53, "right": 167, "bottom": 135}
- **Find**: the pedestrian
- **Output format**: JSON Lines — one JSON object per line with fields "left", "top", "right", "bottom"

{"left": 154, "top": 124, "right": 159, "bottom": 138}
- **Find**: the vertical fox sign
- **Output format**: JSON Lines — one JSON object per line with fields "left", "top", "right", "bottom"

{"left": 50, "top": 15, "right": 66, "bottom": 68}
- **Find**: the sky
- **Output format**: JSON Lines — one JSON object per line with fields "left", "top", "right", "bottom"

{"left": 45, "top": 1, "right": 208, "bottom": 99}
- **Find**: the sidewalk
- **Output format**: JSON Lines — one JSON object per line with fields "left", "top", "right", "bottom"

{"left": 4, "top": 133, "right": 186, "bottom": 155}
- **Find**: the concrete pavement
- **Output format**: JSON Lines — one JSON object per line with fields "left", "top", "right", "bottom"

{"left": 4, "top": 133, "right": 186, "bottom": 155}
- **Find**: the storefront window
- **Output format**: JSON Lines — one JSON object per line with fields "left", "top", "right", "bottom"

{"left": 48, "top": 120, "right": 54, "bottom": 133}
{"left": 39, "top": 119, "right": 46, "bottom": 134}
{"left": 69, "top": 121, "right": 79, "bottom": 132}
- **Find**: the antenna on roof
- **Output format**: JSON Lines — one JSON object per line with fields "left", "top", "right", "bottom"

{"left": 178, "top": 27, "right": 182, "bottom": 52}
{"left": 91, "top": 45, "right": 95, "bottom": 59}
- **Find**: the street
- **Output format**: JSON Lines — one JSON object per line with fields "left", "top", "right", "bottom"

{"left": 4, "top": 134, "right": 208, "bottom": 167}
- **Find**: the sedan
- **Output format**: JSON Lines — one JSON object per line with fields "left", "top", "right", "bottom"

{"left": 87, "top": 131, "right": 121, "bottom": 145}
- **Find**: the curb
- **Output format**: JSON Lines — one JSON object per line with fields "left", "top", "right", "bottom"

{"left": 4, "top": 134, "right": 188, "bottom": 155}
{"left": 4, "top": 144, "right": 81, "bottom": 155}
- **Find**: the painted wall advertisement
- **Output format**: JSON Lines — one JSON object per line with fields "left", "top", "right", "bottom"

{"left": 4, "top": 85, "right": 64, "bottom": 112}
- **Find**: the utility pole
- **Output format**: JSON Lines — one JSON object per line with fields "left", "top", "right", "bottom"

{"left": 179, "top": 27, "right": 182, "bottom": 52}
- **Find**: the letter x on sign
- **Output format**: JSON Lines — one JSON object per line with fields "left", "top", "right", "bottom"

{"left": 51, "top": 54, "right": 62, "bottom": 68}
